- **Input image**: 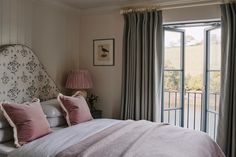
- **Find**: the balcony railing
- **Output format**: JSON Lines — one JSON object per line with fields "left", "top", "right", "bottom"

{"left": 163, "top": 90, "right": 219, "bottom": 139}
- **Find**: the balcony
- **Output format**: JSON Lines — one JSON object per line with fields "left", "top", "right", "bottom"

{"left": 163, "top": 90, "right": 219, "bottom": 140}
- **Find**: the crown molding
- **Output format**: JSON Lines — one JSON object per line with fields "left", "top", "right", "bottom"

{"left": 40, "top": 0, "right": 225, "bottom": 15}
{"left": 80, "top": 0, "right": 222, "bottom": 15}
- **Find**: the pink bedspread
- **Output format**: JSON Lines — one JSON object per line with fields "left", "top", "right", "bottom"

{"left": 56, "top": 120, "right": 225, "bottom": 157}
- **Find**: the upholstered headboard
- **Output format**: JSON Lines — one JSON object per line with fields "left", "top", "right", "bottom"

{"left": 0, "top": 44, "right": 60, "bottom": 103}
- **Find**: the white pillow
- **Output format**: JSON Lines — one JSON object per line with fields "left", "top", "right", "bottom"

{"left": 41, "top": 99, "right": 64, "bottom": 118}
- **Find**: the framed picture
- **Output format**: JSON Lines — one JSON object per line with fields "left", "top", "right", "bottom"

{"left": 93, "top": 38, "right": 115, "bottom": 66}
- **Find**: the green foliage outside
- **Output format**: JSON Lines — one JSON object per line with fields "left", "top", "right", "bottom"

{"left": 209, "top": 72, "right": 221, "bottom": 93}
{"left": 164, "top": 71, "right": 180, "bottom": 91}
{"left": 164, "top": 62, "right": 220, "bottom": 93}
{"left": 185, "top": 74, "right": 202, "bottom": 91}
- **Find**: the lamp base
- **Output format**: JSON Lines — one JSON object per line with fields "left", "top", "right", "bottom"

{"left": 73, "top": 90, "right": 88, "bottom": 98}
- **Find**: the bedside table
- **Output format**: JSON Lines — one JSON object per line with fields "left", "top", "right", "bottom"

{"left": 91, "top": 110, "right": 102, "bottom": 119}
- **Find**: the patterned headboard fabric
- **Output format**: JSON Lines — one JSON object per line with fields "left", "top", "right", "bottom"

{"left": 0, "top": 44, "right": 60, "bottom": 103}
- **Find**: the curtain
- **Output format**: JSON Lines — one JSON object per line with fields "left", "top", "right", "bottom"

{"left": 217, "top": 3, "right": 236, "bottom": 157}
{"left": 121, "top": 11, "right": 163, "bottom": 122}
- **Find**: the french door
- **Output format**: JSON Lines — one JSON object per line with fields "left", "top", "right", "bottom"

{"left": 162, "top": 23, "right": 221, "bottom": 139}
{"left": 204, "top": 25, "right": 221, "bottom": 139}
{"left": 162, "top": 27, "right": 185, "bottom": 127}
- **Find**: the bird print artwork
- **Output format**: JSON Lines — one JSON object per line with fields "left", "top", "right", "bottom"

{"left": 94, "top": 39, "right": 114, "bottom": 65}
{"left": 98, "top": 44, "right": 110, "bottom": 59}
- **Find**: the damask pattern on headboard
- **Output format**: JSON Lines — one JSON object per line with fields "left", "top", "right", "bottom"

{"left": 0, "top": 44, "right": 60, "bottom": 103}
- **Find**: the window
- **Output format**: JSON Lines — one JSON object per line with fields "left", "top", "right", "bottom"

{"left": 162, "top": 22, "right": 221, "bottom": 139}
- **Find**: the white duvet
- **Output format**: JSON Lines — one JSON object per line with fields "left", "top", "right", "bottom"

{"left": 8, "top": 119, "right": 121, "bottom": 157}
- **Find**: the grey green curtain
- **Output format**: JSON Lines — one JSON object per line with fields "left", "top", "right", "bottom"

{"left": 217, "top": 3, "right": 236, "bottom": 157}
{"left": 121, "top": 11, "right": 163, "bottom": 121}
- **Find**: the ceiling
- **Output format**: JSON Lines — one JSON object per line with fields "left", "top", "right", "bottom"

{"left": 52, "top": 0, "right": 216, "bottom": 10}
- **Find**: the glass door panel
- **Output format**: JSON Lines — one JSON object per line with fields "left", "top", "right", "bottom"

{"left": 204, "top": 26, "right": 221, "bottom": 139}
{"left": 162, "top": 28, "right": 185, "bottom": 127}
{"left": 164, "top": 31, "right": 182, "bottom": 70}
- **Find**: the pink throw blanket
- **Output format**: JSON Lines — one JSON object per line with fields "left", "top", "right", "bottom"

{"left": 56, "top": 120, "right": 225, "bottom": 157}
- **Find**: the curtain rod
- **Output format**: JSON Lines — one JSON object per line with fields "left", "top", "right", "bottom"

{"left": 120, "top": 0, "right": 225, "bottom": 14}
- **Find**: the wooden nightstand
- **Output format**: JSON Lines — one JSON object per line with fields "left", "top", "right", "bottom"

{"left": 91, "top": 110, "right": 102, "bottom": 119}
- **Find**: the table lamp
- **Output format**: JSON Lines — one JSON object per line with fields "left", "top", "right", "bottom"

{"left": 65, "top": 70, "right": 93, "bottom": 98}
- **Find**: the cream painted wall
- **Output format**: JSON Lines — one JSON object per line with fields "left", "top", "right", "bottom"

{"left": 0, "top": 0, "right": 33, "bottom": 46}
{"left": 31, "top": 0, "right": 80, "bottom": 91}
{"left": 79, "top": 4, "right": 221, "bottom": 119}
{"left": 163, "top": 5, "right": 221, "bottom": 23}
{"left": 79, "top": 12, "right": 123, "bottom": 119}
{"left": 0, "top": 0, "right": 80, "bottom": 92}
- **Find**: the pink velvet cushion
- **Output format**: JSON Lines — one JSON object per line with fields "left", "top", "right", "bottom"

{"left": 57, "top": 92, "right": 93, "bottom": 126}
{"left": 0, "top": 99, "right": 52, "bottom": 147}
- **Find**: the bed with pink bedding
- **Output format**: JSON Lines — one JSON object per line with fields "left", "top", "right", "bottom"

{"left": 7, "top": 119, "right": 225, "bottom": 157}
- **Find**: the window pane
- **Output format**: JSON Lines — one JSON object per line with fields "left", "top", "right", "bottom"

{"left": 209, "top": 71, "right": 221, "bottom": 93}
{"left": 208, "top": 71, "right": 220, "bottom": 112}
{"left": 207, "top": 112, "right": 218, "bottom": 139}
{"left": 208, "top": 93, "right": 220, "bottom": 113}
{"left": 163, "top": 70, "right": 182, "bottom": 108}
{"left": 164, "top": 71, "right": 181, "bottom": 91}
{"left": 163, "top": 110, "right": 181, "bottom": 126}
{"left": 163, "top": 91, "right": 181, "bottom": 108}
{"left": 209, "top": 28, "right": 221, "bottom": 70}
{"left": 164, "top": 31, "right": 182, "bottom": 69}
{"left": 184, "top": 92, "right": 202, "bottom": 131}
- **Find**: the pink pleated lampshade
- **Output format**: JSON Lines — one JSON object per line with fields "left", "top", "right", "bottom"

{"left": 66, "top": 70, "right": 93, "bottom": 90}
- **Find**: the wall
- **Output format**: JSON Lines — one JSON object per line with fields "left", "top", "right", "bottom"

{"left": 0, "top": 0, "right": 80, "bottom": 91}
{"left": 79, "top": 12, "right": 123, "bottom": 119}
{"left": 163, "top": 5, "right": 221, "bottom": 23}
{"left": 32, "top": 0, "right": 80, "bottom": 91}
{"left": 79, "top": 4, "right": 221, "bottom": 119}
{"left": 0, "top": 0, "right": 33, "bottom": 46}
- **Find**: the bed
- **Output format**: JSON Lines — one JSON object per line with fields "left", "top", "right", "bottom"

{"left": 0, "top": 118, "right": 225, "bottom": 157}
{"left": 0, "top": 45, "right": 225, "bottom": 157}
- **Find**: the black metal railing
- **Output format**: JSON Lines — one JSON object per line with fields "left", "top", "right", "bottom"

{"left": 163, "top": 90, "right": 219, "bottom": 139}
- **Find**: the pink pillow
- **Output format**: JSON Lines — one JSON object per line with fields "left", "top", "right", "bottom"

{"left": 0, "top": 99, "right": 52, "bottom": 147}
{"left": 57, "top": 92, "right": 93, "bottom": 126}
